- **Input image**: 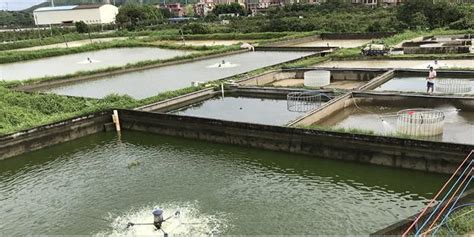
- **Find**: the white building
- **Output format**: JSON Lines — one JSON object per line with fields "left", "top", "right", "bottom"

{"left": 33, "top": 4, "right": 119, "bottom": 25}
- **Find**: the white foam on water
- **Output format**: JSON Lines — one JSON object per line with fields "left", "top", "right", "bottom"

{"left": 77, "top": 59, "right": 101, "bottom": 64}
{"left": 97, "top": 202, "right": 228, "bottom": 237}
{"left": 206, "top": 62, "right": 240, "bottom": 69}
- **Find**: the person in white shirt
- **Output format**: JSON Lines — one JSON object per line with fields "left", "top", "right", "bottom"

{"left": 426, "top": 66, "right": 437, "bottom": 94}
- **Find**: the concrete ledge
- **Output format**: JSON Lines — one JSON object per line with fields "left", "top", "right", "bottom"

{"left": 135, "top": 88, "right": 218, "bottom": 112}
{"left": 288, "top": 92, "right": 353, "bottom": 126}
{"left": 404, "top": 46, "right": 471, "bottom": 54}
{"left": 359, "top": 70, "right": 395, "bottom": 90}
{"left": 321, "top": 32, "right": 396, "bottom": 39}
{"left": 264, "top": 35, "right": 321, "bottom": 47}
{"left": 119, "top": 109, "right": 473, "bottom": 174}
{"left": 353, "top": 92, "right": 474, "bottom": 110}
{"left": 254, "top": 46, "right": 336, "bottom": 52}
{"left": 0, "top": 111, "right": 112, "bottom": 160}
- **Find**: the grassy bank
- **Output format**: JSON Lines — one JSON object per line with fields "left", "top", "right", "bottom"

{"left": 382, "top": 28, "right": 474, "bottom": 47}
{"left": 0, "top": 85, "right": 206, "bottom": 135}
{"left": 0, "top": 38, "right": 226, "bottom": 64}
{"left": 0, "top": 30, "right": 176, "bottom": 51}
{"left": 425, "top": 205, "right": 474, "bottom": 236}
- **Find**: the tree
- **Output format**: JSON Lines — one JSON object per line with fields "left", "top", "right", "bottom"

{"left": 212, "top": 3, "right": 246, "bottom": 16}
{"left": 396, "top": 0, "right": 463, "bottom": 29}
{"left": 411, "top": 12, "right": 429, "bottom": 30}
{"left": 116, "top": 4, "right": 163, "bottom": 30}
{"left": 75, "top": 21, "right": 89, "bottom": 33}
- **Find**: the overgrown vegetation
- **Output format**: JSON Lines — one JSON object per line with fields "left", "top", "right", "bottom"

{"left": 0, "top": 85, "right": 204, "bottom": 135}
{"left": 425, "top": 205, "right": 474, "bottom": 236}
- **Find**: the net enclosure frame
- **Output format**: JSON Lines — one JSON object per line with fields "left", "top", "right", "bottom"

{"left": 435, "top": 79, "right": 472, "bottom": 94}
{"left": 287, "top": 91, "right": 330, "bottom": 112}
{"left": 396, "top": 108, "right": 445, "bottom": 137}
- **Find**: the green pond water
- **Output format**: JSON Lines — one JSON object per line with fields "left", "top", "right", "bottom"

{"left": 0, "top": 131, "right": 447, "bottom": 235}
{"left": 170, "top": 96, "right": 307, "bottom": 126}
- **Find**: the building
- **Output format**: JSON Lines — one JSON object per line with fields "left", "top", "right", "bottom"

{"left": 194, "top": 1, "right": 213, "bottom": 16}
{"left": 33, "top": 4, "right": 118, "bottom": 25}
{"left": 351, "top": 0, "right": 378, "bottom": 6}
{"left": 159, "top": 3, "right": 185, "bottom": 17}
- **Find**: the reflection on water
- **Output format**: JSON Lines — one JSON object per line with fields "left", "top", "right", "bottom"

{"left": 320, "top": 105, "right": 474, "bottom": 144}
{"left": 45, "top": 51, "right": 312, "bottom": 99}
{"left": 375, "top": 77, "right": 474, "bottom": 94}
{"left": 170, "top": 96, "right": 306, "bottom": 126}
{"left": 0, "top": 47, "right": 192, "bottom": 81}
{"left": 0, "top": 131, "right": 447, "bottom": 235}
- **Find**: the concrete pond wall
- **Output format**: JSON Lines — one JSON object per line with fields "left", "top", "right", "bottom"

{"left": 403, "top": 46, "right": 471, "bottom": 54}
{"left": 320, "top": 32, "right": 396, "bottom": 39}
{"left": 1, "top": 109, "right": 472, "bottom": 174}
{"left": 237, "top": 68, "right": 387, "bottom": 86}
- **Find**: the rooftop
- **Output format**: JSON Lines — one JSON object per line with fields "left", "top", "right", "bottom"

{"left": 34, "top": 4, "right": 105, "bottom": 12}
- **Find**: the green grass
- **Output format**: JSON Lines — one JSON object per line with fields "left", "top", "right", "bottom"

{"left": 0, "top": 30, "right": 174, "bottom": 51}
{"left": 424, "top": 205, "right": 474, "bottom": 236}
{"left": 381, "top": 29, "right": 474, "bottom": 47}
{"left": 0, "top": 85, "right": 206, "bottom": 135}
{"left": 0, "top": 38, "right": 226, "bottom": 64}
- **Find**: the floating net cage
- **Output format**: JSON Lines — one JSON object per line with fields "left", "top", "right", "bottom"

{"left": 396, "top": 109, "right": 445, "bottom": 137}
{"left": 436, "top": 79, "right": 472, "bottom": 94}
{"left": 287, "top": 92, "right": 325, "bottom": 112}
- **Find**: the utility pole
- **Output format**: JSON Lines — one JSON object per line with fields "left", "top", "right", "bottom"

{"left": 51, "top": 0, "right": 55, "bottom": 7}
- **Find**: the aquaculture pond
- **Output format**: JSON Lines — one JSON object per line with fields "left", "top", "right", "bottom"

{"left": 169, "top": 96, "right": 307, "bottom": 126}
{"left": 0, "top": 131, "right": 447, "bottom": 236}
{"left": 0, "top": 47, "right": 192, "bottom": 81}
{"left": 294, "top": 39, "right": 370, "bottom": 48}
{"left": 374, "top": 77, "right": 474, "bottom": 94}
{"left": 319, "top": 105, "right": 474, "bottom": 145}
{"left": 315, "top": 60, "right": 474, "bottom": 69}
{"left": 44, "top": 51, "right": 312, "bottom": 99}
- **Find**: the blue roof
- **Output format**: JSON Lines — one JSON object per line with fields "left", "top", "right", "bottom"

{"left": 34, "top": 5, "right": 78, "bottom": 12}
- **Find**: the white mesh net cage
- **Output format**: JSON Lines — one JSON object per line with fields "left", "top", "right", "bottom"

{"left": 396, "top": 109, "right": 445, "bottom": 137}
{"left": 436, "top": 79, "right": 472, "bottom": 94}
{"left": 287, "top": 92, "right": 323, "bottom": 112}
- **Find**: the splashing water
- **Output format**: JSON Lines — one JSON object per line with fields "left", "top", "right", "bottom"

{"left": 206, "top": 62, "right": 240, "bottom": 68}
{"left": 78, "top": 59, "right": 101, "bottom": 64}
{"left": 96, "top": 202, "right": 228, "bottom": 236}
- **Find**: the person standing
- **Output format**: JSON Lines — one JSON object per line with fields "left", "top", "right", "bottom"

{"left": 426, "top": 66, "right": 437, "bottom": 94}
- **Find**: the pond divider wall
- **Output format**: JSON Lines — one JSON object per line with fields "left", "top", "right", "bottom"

{"left": 0, "top": 108, "right": 472, "bottom": 174}
{"left": 288, "top": 92, "right": 353, "bottom": 126}
{"left": 264, "top": 35, "right": 321, "bottom": 47}
{"left": 254, "top": 46, "right": 336, "bottom": 52}
{"left": 403, "top": 46, "right": 471, "bottom": 54}
{"left": 0, "top": 111, "right": 112, "bottom": 160}
{"left": 236, "top": 68, "right": 386, "bottom": 86}
{"left": 136, "top": 88, "right": 218, "bottom": 112}
{"left": 353, "top": 92, "right": 474, "bottom": 110}
{"left": 355, "top": 70, "right": 394, "bottom": 90}
{"left": 320, "top": 32, "right": 396, "bottom": 39}
{"left": 118, "top": 109, "right": 472, "bottom": 174}
{"left": 394, "top": 69, "right": 474, "bottom": 78}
